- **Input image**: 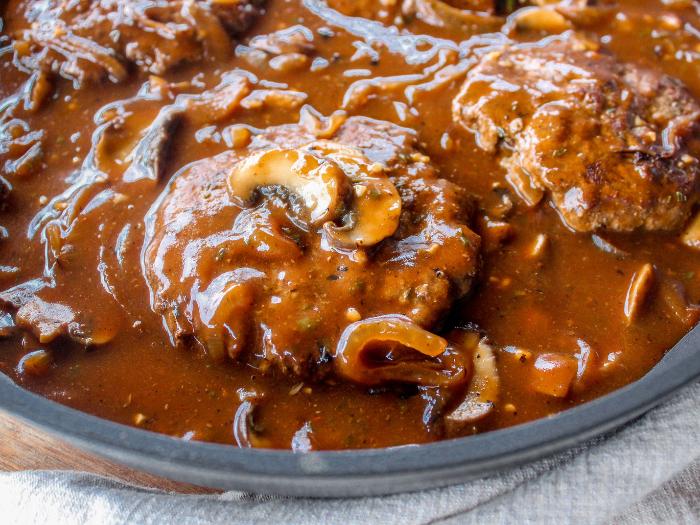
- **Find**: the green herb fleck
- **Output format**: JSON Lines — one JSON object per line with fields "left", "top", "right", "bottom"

{"left": 297, "top": 317, "right": 319, "bottom": 332}
{"left": 350, "top": 280, "right": 366, "bottom": 293}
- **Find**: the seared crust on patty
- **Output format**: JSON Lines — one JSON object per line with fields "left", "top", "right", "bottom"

{"left": 453, "top": 36, "right": 700, "bottom": 232}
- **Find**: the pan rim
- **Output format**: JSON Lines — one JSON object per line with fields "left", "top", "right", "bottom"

{"left": 1, "top": 324, "right": 698, "bottom": 497}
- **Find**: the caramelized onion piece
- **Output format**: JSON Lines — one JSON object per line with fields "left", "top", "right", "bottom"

{"left": 17, "top": 349, "right": 52, "bottom": 377}
{"left": 530, "top": 352, "right": 578, "bottom": 397}
{"left": 659, "top": 278, "right": 700, "bottom": 327}
{"left": 233, "top": 389, "right": 269, "bottom": 448}
{"left": 23, "top": 71, "right": 52, "bottom": 113}
{"left": 299, "top": 106, "right": 348, "bottom": 139}
{"left": 334, "top": 315, "right": 466, "bottom": 386}
{"left": 0, "top": 312, "right": 15, "bottom": 338}
{"left": 12, "top": 294, "right": 116, "bottom": 347}
{"left": 403, "top": 0, "right": 503, "bottom": 30}
{"left": 508, "top": 6, "right": 572, "bottom": 33}
{"left": 227, "top": 148, "right": 350, "bottom": 225}
{"left": 527, "top": 233, "right": 548, "bottom": 259}
{"left": 530, "top": 0, "right": 615, "bottom": 26}
{"left": 445, "top": 338, "right": 499, "bottom": 432}
{"left": 122, "top": 107, "right": 182, "bottom": 183}
{"left": 67, "top": 322, "right": 117, "bottom": 347}
{"left": 194, "top": 269, "right": 262, "bottom": 361}
{"left": 504, "top": 164, "right": 545, "bottom": 207}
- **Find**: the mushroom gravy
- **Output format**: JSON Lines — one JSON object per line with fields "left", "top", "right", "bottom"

{"left": 1, "top": 0, "right": 700, "bottom": 449}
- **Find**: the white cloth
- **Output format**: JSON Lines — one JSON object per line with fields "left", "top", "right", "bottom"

{"left": 1, "top": 381, "right": 699, "bottom": 525}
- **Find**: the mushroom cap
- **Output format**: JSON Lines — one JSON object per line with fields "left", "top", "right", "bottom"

{"left": 227, "top": 140, "right": 403, "bottom": 247}
{"left": 227, "top": 147, "right": 351, "bottom": 226}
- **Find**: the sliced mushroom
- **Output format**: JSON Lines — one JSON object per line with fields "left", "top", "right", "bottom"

{"left": 90, "top": 102, "right": 176, "bottom": 184}
{"left": 623, "top": 263, "right": 655, "bottom": 324}
{"left": 228, "top": 142, "right": 402, "bottom": 247}
{"left": 323, "top": 180, "right": 401, "bottom": 247}
{"left": 312, "top": 142, "right": 402, "bottom": 248}
{"left": 591, "top": 234, "right": 628, "bottom": 258}
{"left": 334, "top": 315, "right": 466, "bottom": 387}
{"left": 444, "top": 338, "right": 500, "bottom": 433}
{"left": 227, "top": 147, "right": 351, "bottom": 226}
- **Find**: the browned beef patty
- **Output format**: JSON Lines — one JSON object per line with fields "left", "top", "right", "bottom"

{"left": 142, "top": 116, "right": 481, "bottom": 377}
{"left": 453, "top": 36, "right": 700, "bottom": 232}
{"left": 10, "top": 0, "right": 265, "bottom": 86}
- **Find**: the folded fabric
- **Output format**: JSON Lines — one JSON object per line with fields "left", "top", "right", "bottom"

{"left": 1, "top": 380, "right": 699, "bottom": 525}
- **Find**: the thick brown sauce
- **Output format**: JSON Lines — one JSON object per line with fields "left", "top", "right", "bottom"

{"left": 1, "top": 0, "right": 700, "bottom": 449}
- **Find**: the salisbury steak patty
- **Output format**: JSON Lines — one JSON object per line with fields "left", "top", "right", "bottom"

{"left": 143, "top": 117, "right": 480, "bottom": 377}
{"left": 10, "top": 0, "right": 265, "bottom": 86}
{"left": 453, "top": 36, "right": 700, "bottom": 232}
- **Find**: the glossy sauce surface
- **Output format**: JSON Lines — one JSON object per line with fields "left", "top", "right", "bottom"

{"left": 1, "top": 0, "right": 700, "bottom": 449}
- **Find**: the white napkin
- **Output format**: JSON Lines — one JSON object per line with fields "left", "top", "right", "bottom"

{"left": 1, "top": 380, "right": 698, "bottom": 525}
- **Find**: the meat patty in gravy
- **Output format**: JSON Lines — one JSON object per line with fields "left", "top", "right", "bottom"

{"left": 143, "top": 117, "right": 480, "bottom": 377}
{"left": 453, "top": 36, "right": 700, "bottom": 232}
{"left": 9, "top": 0, "right": 265, "bottom": 86}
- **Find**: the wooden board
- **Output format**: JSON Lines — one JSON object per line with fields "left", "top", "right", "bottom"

{"left": 0, "top": 411, "right": 215, "bottom": 494}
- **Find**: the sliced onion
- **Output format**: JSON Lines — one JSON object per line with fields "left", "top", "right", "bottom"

{"left": 334, "top": 315, "right": 466, "bottom": 387}
{"left": 233, "top": 389, "right": 269, "bottom": 448}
